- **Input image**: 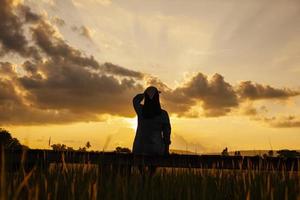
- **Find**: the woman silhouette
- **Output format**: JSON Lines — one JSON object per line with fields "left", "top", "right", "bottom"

{"left": 132, "top": 86, "right": 171, "bottom": 156}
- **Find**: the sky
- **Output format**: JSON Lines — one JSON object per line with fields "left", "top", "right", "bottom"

{"left": 0, "top": 0, "right": 300, "bottom": 153}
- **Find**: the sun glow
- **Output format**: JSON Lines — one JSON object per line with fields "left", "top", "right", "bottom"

{"left": 124, "top": 116, "right": 138, "bottom": 131}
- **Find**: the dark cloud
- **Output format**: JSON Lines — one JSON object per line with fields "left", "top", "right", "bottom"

{"left": 0, "top": 0, "right": 40, "bottom": 58}
{"left": 145, "top": 76, "right": 195, "bottom": 116}
{"left": 25, "top": 21, "right": 145, "bottom": 118}
{"left": 0, "top": 0, "right": 142, "bottom": 75}
{"left": 19, "top": 5, "right": 42, "bottom": 23}
{"left": 182, "top": 73, "right": 239, "bottom": 116}
{"left": 0, "top": 0, "right": 29, "bottom": 56}
{"left": 101, "top": 62, "right": 145, "bottom": 79}
{"left": 0, "top": 0, "right": 299, "bottom": 125}
{"left": 31, "top": 21, "right": 99, "bottom": 67}
{"left": 147, "top": 73, "right": 238, "bottom": 117}
{"left": 0, "top": 0, "right": 146, "bottom": 125}
{"left": 0, "top": 62, "right": 15, "bottom": 77}
{"left": 0, "top": 64, "right": 98, "bottom": 125}
{"left": 31, "top": 19, "right": 145, "bottom": 80}
{"left": 0, "top": 62, "right": 137, "bottom": 125}
{"left": 0, "top": 78, "right": 21, "bottom": 104}
{"left": 22, "top": 61, "right": 38, "bottom": 75}
{"left": 148, "top": 74, "right": 299, "bottom": 118}
{"left": 237, "top": 81, "right": 299, "bottom": 100}
{"left": 17, "top": 59, "right": 144, "bottom": 117}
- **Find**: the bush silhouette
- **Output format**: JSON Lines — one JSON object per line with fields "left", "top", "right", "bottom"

{"left": 277, "top": 149, "right": 300, "bottom": 158}
{"left": 221, "top": 147, "right": 229, "bottom": 156}
{"left": 115, "top": 146, "right": 131, "bottom": 153}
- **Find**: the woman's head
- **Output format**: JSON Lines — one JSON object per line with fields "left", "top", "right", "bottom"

{"left": 142, "top": 86, "right": 162, "bottom": 119}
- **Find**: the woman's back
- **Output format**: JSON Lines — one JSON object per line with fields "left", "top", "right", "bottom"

{"left": 132, "top": 92, "right": 171, "bottom": 155}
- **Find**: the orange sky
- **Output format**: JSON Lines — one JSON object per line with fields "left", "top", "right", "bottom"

{"left": 0, "top": 0, "right": 300, "bottom": 153}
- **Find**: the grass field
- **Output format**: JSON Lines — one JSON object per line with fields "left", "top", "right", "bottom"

{"left": 1, "top": 162, "right": 300, "bottom": 200}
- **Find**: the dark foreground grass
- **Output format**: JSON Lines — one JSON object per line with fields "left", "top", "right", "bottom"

{"left": 1, "top": 164, "right": 300, "bottom": 200}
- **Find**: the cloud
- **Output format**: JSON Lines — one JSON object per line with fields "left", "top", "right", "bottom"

{"left": 146, "top": 72, "right": 300, "bottom": 118}
{"left": 0, "top": 0, "right": 40, "bottom": 58}
{"left": 18, "top": 4, "right": 42, "bottom": 23}
{"left": 25, "top": 21, "right": 145, "bottom": 118}
{"left": 262, "top": 116, "right": 300, "bottom": 128}
{"left": 0, "top": 62, "right": 16, "bottom": 78}
{"left": 52, "top": 16, "right": 66, "bottom": 26}
{"left": 146, "top": 73, "right": 239, "bottom": 117}
{"left": 237, "top": 81, "right": 299, "bottom": 100}
{"left": 145, "top": 76, "right": 195, "bottom": 116}
{"left": 0, "top": 0, "right": 299, "bottom": 125}
{"left": 242, "top": 105, "right": 258, "bottom": 116}
{"left": 31, "top": 21, "right": 99, "bottom": 67}
{"left": 30, "top": 20, "right": 144, "bottom": 79}
{"left": 0, "top": 0, "right": 145, "bottom": 125}
{"left": 22, "top": 60, "right": 38, "bottom": 76}
{"left": 72, "top": 0, "right": 112, "bottom": 7}
{"left": 71, "top": 25, "right": 93, "bottom": 40}
{"left": 0, "top": 61, "right": 143, "bottom": 125}
{"left": 0, "top": 78, "right": 21, "bottom": 104}
{"left": 17, "top": 59, "right": 144, "bottom": 117}
{"left": 101, "top": 62, "right": 145, "bottom": 79}
{"left": 181, "top": 73, "right": 239, "bottom": 116}
{"left": 0, "top": 62, "right": 102, "bottom": 125}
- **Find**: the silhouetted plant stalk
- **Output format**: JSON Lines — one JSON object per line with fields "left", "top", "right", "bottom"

{"left": 0, "top": 151, "right": 300, "bottom": 199}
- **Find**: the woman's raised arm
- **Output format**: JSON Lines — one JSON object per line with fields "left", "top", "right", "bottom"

{"left": 132, "top": 93, "right": 144, "bottom": 116}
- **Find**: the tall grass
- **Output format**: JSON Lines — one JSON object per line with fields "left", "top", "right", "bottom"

{"left": 0, "top": 162, "right": 299, "bottom": 200}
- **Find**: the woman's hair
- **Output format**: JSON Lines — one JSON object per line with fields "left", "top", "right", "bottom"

{"left": 142, "top": 90, "right": 162, "bottom": 119}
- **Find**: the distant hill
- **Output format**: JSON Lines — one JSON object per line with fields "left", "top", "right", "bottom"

{"left": 171, "top": 149, "right": 300, "bottom": 156}
{"left": 229, "top": 150, "right": 275, "bottom": 156}
{"left": 207, "top": 150, "right": 300, "bottom": 156}
{"left": 170, "top": 149, "right": 198, "bottom": 155}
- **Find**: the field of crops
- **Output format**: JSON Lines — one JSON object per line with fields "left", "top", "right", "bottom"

{"left": 1, "top": 163, "right": 300, "bottom": 200}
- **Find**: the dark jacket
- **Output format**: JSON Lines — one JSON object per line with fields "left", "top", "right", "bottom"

{"left": 132, "top": 93, "right": 171, "bottom": 155}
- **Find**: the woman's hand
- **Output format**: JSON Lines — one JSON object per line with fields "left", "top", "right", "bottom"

{"left": 135, "top": 93, "right": 144, "bottom": 101}
{"left": 138, "top": 93, "right": 145, "bottom": 98}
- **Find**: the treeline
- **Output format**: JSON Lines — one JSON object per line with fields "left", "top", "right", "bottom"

{"left": 1, "top": 129, "right": 299, "bottom": 157}
{"left": 50, "top": 142, "right": 91, "bottom": 152}
{"left": 221, "top": 147, "right": 300, "bottom": 158}
{"left": 0, "top": 128, "right": 131, "bottom": 153}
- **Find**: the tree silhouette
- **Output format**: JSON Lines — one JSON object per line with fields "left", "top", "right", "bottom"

{"left": 221, "top": 147, "right": 229, "bottom": 156}
{"left": 268, "top": 150, "right": 274, "bottom": 157}
{"left": 86, "top": 141, "right": 91, "bottom": 149}
{"left": 51, "top": 143, "right": 74, "bottom": 151}
{"left": 0, "top": 128, "right": 28, "bottom": 150}
{"left": 51, "top": 141, "right": 92, "bottom": 152}
{"left": 78, "top": 141, "right": 91, "bottom": 152}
